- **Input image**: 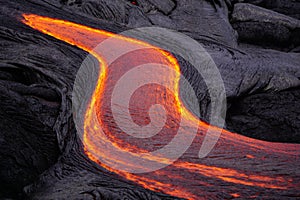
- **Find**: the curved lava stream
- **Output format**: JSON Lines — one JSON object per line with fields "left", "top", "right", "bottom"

{"left": 22, "top": 14, "right": 300, "bottom": 200}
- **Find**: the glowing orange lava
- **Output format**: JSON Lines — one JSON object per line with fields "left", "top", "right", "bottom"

{"left": 22, "top": 14, "right": 300, "bottom": 199}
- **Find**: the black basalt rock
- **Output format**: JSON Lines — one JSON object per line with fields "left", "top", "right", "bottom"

{"left": 0, "top": 0, "right": 299, "bottom": 199}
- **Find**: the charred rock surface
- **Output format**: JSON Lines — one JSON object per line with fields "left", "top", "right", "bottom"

{"left": 233, "top": 0, "right": 300, "bottom": 19}
{"left": 231, "top": 3, "right": 300, "bottom": 50}
{"left": 0, "top": 0, "right": 299, "bottom": 199}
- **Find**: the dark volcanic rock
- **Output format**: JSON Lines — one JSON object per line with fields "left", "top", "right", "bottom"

{"left": 236, "top": 0, "right": 300, "bottom": 19}
{"left": 231, "top": 3, "right": 300, "bottom": 50}
{"left": 58, "top": 0, "right": 238, "bottom": 47}
{"left": 226, "top": 87, "right": 300, "bottom": 143}
{"left": 0, "top": 0, "right": 299, "bottom": 199}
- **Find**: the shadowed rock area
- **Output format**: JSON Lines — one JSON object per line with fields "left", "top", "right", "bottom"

{"left": 0, "top": 0, "right": 299, "bottom": 199}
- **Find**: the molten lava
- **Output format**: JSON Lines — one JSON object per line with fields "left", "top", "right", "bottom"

{"left": 22, "top": 14, "right": 300, "bottom": 199}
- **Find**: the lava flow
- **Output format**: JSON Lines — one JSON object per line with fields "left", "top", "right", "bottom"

{"left": 22, "top": 14, "right": 300, "bottom": 199}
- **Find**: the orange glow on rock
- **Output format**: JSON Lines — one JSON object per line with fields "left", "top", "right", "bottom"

{"left": 246, "top": 154, "right": 255, "bottom": 159}
{"left": 22, "top": 14, "right": 300, "bottom": 199}
{"left": 231, "top": 193, "right": 240, "bottom": 198}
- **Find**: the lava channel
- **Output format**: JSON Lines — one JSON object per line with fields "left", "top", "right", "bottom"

{"left": 22, "top": 14, "right": 300, "bottom": 200}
